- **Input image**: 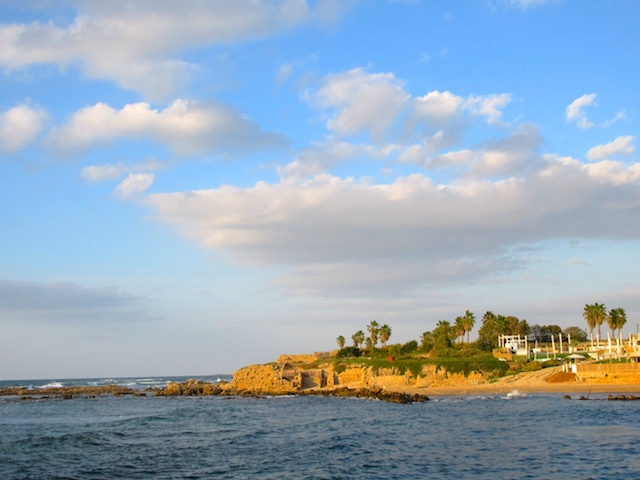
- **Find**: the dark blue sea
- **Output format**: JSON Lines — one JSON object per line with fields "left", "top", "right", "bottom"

{"left": 1, "top": 377, "right": 639, "bottom": 479}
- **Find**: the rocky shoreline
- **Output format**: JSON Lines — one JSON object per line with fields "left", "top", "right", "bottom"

{"left": 0, "top": 379, "right": 429, "bottom": 404}
{"left": 5, "top": 351, "right": 640, "bottom": 402}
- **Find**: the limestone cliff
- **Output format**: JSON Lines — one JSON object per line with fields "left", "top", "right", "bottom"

{"left": 228, "top": 353, "right": 490, "bottom": 394}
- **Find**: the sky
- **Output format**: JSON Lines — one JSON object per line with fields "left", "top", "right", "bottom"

{"left": 1, "top": 0, "right": 639, "bottom": 380}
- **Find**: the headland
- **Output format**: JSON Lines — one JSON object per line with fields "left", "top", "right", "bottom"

{"left": 3, "top": 350, "right": 639, "bottom": 402}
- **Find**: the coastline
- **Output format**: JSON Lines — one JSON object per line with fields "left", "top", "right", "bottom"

{"left": 3, "top": 365, "right": 639, "bottom": 401}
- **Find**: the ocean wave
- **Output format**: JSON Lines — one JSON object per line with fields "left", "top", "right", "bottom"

{"left": 40, "top": 381, "right": 65, "bottom": 389}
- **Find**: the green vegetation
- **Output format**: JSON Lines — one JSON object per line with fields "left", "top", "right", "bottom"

{"left": 477, "top": 312, "right": 530, "bottom": 351}
{"left": 583, "top": 302, "right": 607, "bottom": 344}
{"left": 607, "top": 307, "right": 627, "bottom": 339}
{"left": 583, "top": 303, "right": 627, "bottom": 345}
{"left": 529, "top": 324, "right": 561, "bottom": 343}
{"left": 351, "top": 330, "right": 365, "bottom": 348}
{"left": 332, "top": 303, "right": 629, "bottom": 381}
{"left": 563, "top": 326, "right": 588, "bottom": 345}
{"left": 332, "top": 346, "right": 509, "bottom": 379}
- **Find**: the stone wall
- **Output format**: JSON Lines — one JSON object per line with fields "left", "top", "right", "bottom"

{"left": 576, "top": 362, "right": 640, "bottom": 383}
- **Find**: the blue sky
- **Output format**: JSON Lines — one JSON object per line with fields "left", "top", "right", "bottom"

{"left": 1, "top": 0, "right": 639, "bottom": 379}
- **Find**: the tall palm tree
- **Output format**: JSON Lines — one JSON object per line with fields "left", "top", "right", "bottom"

{"left": 583, "top": 303, "right": 606, "bottom": 345}
{"left": 463, "top": 310, "right": 476, "bottom": 343}
{"left": 367, "top": 321, "right": 380, "bottom": 348}
{"left": 606, "top": 310, "right": 617, "bottom": 336}
{"left": 379, "top": 324, "right": 392, "bottom": 347}
{"left": 336, "top": 335, "right": 345, "bottom": 349}
{"left": 352, "top": 330, "right": 365, "bottom": 348}
{"left": 454, "top": 316, "right": 465, "bottom": 343}
{"left": 592, "top": 303, "right": 607, "bottom": 346}
{"left": 583, "top": 304, "right": 596, "bottom": 343}
{"left": 609, "top": 307, "right": 627, "bottom": 340}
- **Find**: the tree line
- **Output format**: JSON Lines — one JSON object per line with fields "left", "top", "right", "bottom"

{"left": 336, "top": 320, "right": 392, "bottom": 351}
{"left": 335, "top": 304, "right": 630, "bottom": 357}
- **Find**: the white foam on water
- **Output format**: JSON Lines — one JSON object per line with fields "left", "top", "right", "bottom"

{"left": 41, "top": 381, "right": 65, "bottom": 389}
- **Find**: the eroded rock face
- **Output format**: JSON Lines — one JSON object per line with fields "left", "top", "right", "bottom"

{"left": 230, "top": 364, "right": 299, "bottom": 394}
{"left": 228, "top": 359, "right": 491, "bottom": 395}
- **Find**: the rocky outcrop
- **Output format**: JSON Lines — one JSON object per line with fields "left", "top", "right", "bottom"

{"left": 226, "top": 356, "right": 490, "bottom": 396}
{"left": 228, "top": 364, "right": 300, "bottom": 394}
{"left": 607, "top": 394, "right": 640, "bottom": 401}
{"left": 0, "top": 384, "right": 137, "bottom": 398}
{"left": 155, "top": 379, "right": 224, "bottom": 396}
{"left": 300, "top": 387, "right": 428, "bottom": 404}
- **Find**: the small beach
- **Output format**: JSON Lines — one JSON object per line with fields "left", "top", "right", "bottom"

{"left": 392, "top": 366, "right": 640, "bottom": 397}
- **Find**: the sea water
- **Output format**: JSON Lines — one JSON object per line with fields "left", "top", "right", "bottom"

{"left": 1, "top": 379, "right": 639, "bottom": 479}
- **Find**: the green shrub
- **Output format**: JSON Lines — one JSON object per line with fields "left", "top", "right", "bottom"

{"left": 400, "top": 340, "right": 418, "bottom": 354}
{"left": 336, "top": 346, "right": 361, "bottom": 358}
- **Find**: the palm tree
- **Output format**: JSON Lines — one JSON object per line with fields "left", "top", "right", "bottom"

{"left": 454, "top": 316, "right": 466, "bottom": 343}
{"left": 433, "top": 320, "right": 453, "bottom": 350}
{"left": 463, "top": 310, "right": 476, "bottom": 343}
{"left": 336, "top": 335, "right": 345, "bottom": 349}
{"left": 420, "top": 331, "right": 434, "bottom": 352}
{"left": 583, "top": 304, "right": 596, "bottom": 343}
{"left": 592, "top": 303, "right": 607, "bottom": 346}
{"left": 367, "top": 321, "right": 380, "bottom": 348}
{"left": 609, "top": 307, "right": 627, "bottom": 341}
{"left": 379, "top": 324, "right": 392, "bottom": 347}
{"left": 583, "top": 303, "right": 606, "bottom": 346}
{"left": 606, "top": 310, "right": 617, "bottom": 336}
{"left": 352, "top": 330, "right": 365, "bottom": 348}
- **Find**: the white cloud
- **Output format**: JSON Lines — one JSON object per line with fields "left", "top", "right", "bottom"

{"left": 277, "top": 138, "right": 394, "bottom": 178}
{"left": 465, "top": 94, "right": 512, "bottom": 125}
{"left": 428, "top": 149, "right": 480, "bottom": 169}
{"left": 410, "top": 123, "right": 542, "bottom": 179}
{"left": 115, "top": 173, "right": 155, "bottom": 198}
{"left": 0, "top": 105, "right": 47, "bottom": 153}
{"left": 48, "top": 99, "right": 285, "bottom": 156}
{"left": 602, "top": 111, "right": 627, "bottom": 127}
{"left": 312, "top": 68, "right": 512, "bottom": 146}
{"left": 586, "top": 135, "right": 635, "bottom": 161}
{"left": 583, "top": 160, "right": 640, "bottom": 186}
{"left": 0, "top": 0, "right": 327, "bottom": 99}
{"left": 566, "top": 93, "right": 597, "bottom": 129}
{"left": 316, "top": 68, "right": 410, "bottom": 141}
{"left": 468, "top": 123, "right": 542, "bottom": 178}
{"left": 81, "top": 158, "right": 167, "bottom": 182}
{"left": 413, "top": 90, "right": 464, "bottom": 126}
{"left": 145, "top": 154, "right": 640, "bottom": 296}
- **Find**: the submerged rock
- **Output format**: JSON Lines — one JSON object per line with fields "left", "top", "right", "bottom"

{"left": 607, "top": 394, "right": 640, "bottom": 401}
